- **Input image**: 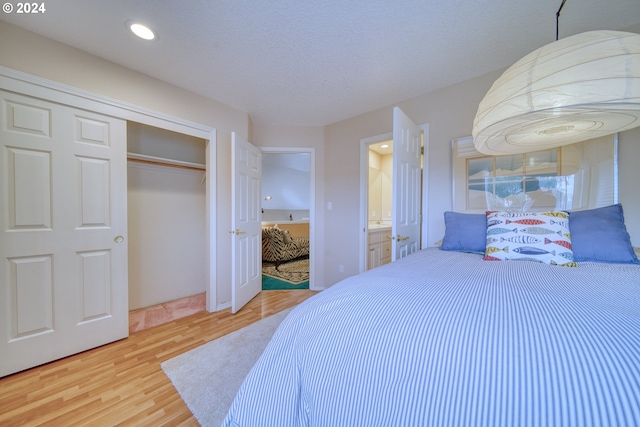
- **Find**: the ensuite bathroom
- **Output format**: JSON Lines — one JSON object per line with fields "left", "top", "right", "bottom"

{"left": 367, "top": 140, "right": 393, "bottom": 269}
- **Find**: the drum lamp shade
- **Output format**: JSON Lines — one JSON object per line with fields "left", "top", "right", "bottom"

{"left": 473, "top": 30, "right": 640, "bottom": 155}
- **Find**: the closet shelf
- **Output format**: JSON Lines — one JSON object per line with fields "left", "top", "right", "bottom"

{"left": 127, "top": 152, "right": 205, "bottom": 171}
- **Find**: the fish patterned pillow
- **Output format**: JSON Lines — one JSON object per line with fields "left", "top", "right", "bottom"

{"left": 484, "top": 211, "right": 576, "bottom": 266}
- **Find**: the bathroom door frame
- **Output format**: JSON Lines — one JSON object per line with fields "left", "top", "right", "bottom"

{"left": 261, "top": 147, "right": 316, "bottom": 290}
{"left": 358, "top": 123, "right": 430, "bottom": 273}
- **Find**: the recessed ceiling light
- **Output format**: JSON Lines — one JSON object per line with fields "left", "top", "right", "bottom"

{"left": 127, "top": 21, "right": 157, "bottom": 41}
{"left": 380, "top": 144, "right": 389, "bottom": 149}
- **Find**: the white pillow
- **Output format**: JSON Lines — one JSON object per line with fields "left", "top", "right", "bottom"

{"left": 484, "top": 211, "right": 576, "bottom": 266}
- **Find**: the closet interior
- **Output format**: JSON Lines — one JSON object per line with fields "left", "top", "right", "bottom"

{"left": 126, "top": 122, "right": 208, "bottom": 332}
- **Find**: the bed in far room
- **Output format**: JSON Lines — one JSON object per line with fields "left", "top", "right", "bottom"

{"left": 223, "top": 205, "right": 640, "bottom": 427}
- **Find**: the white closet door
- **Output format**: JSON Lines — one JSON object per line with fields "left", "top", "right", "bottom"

{"left": 0, "top": 91, "right": 128, "bottom": 377}
{"left": 231, "top": 133, "right": 262, "bottom": 313}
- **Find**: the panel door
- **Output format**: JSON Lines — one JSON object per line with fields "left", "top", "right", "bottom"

{"left": 231, "top": 133, "right": 262, "bottom": 314}
{"left": 392, "top": 106, "right": 422, "bottom": 260}
{"left": 0, "top": 91, "right": 128, "bottom": 377}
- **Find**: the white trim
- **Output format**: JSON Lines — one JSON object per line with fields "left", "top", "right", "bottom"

{"left": 613, "top": 133, "right": 619, "bottom": 205}
{"left": 0, "top": 66, "right": 212, "bottom": 139}
{"left": 0, "top": 66, "right": 219, "bottom": 313}
{"left": 261, "top": 147, "right": 317, "bottom": 290}
{"left": 217, "top": 302, "right": 231, "bottom": 311}
{"left": 206, "top": 132, "right": 217, "bottom": 312}
{"left": 420, "top": 123, "right": 430, "bottom": 248}
{"left": 452, "top": 135, "right": 480, "bottom": 158}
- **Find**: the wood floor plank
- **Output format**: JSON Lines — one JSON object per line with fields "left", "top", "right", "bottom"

{"left": 0, "top": 289, "right": 317, "bottom": 426}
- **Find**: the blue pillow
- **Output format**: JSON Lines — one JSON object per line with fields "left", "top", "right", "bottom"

{"left": 569, "top": 204, "right": 639, "bottom": 264}
{"left": 440, "top": 211, "right": 487, "bottom": 254}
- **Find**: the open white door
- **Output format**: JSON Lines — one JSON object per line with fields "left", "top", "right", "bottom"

{"left": 392, "top": 107, "right": 422, "bottom": 260}
{"left": 231, "top": 133, "right": 262, "bottom": 313}
{"left": 0, "top": 91, "right": 128, "bottom": 377}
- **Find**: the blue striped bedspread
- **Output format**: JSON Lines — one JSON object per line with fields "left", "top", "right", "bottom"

{"left": 223, "top": 248, "right": 640, "bottom": 427}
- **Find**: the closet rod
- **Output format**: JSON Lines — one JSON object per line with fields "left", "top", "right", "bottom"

{"left": 127, "top": 152, "right": 206, "bottom": 171}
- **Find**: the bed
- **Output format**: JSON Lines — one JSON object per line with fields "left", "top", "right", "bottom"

{"left": 223, "top": 205, "right": 640, "bottom": 427}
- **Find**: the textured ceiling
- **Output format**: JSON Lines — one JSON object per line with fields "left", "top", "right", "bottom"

{"left": 2, "top": 1, "right": 639, "bottom": 126}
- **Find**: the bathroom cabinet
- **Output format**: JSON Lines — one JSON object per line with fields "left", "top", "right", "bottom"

{"left": 368, "top": 227, "right": 392, "bottom": 269}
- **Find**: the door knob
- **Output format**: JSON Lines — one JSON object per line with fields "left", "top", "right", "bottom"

{"left": 114, "top": 235, "right": 124, "bottom": 243}
{"left": 395, "top": 234, "right": 409, "bottom": 241}
{"left": 229, "top": 229, "right": 246, "bottom": 235}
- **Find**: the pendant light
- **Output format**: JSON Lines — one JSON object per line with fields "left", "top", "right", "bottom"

{"left": 472, "top": 3, "right": 640, "bottom": 155}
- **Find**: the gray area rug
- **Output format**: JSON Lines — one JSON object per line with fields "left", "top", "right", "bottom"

{"left": 161, "top": 309, "right": 291, "bottom": 426}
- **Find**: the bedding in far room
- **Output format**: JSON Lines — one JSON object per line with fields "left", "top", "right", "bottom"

{"left": 223, "top": 247, "right": 640, "bottom": 427}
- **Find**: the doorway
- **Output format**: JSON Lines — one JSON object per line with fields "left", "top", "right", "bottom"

{"left": 359, "top": 122, "right": 429, "bottom": 273}
{"left": 261, "top": 148, "right": 316, "bottom": 290}
{"left": 367, "top": 139, "right": 394, "bottom": 269}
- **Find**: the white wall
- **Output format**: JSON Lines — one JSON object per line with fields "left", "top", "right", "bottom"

{"left": 323, "top": 72, "right": 500, "bottom": 285}
{"left": 128, "top": 121, "right": 206, "bottom": 164}
{"left": 127, "top": 162, "right": 206, "bottom": 309}
{"left": 368, "top": 150, "right": 382, "bottom": 222}
{"left": 0, "top": 20, "right": 249, "bottom": 308}
{"left": 368, "top": 151, "right": 392, "bottom": 222}
{"left": 381, "top": 154, "right": 393, "bottom": 221}
{"left": 262, "top": 153, "right": 310, "bottom": 211}
{"left": 324, "top": 72, "right": 640, "bottom": 287}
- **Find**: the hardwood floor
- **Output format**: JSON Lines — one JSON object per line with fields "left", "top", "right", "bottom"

{"left": 0, "top": 290, "right": 317, "bottom": 426}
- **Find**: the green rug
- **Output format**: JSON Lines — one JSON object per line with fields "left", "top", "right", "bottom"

{"left": 262, "top": 275, "right": 309, "bottom": 290}
{"left": 262, "top": 257, "right": 309, "bottom": 290}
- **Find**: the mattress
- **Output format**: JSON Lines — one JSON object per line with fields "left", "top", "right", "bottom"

{"left": 223, "top": 248, "right": 640, "bottom": 427}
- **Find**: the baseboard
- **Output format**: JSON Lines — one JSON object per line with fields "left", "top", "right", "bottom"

{"left": 129, "top": 293, "right": 206, "bottom": 334}
{"left": 216, "top": 301, "right": 231, "bottom": 311}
